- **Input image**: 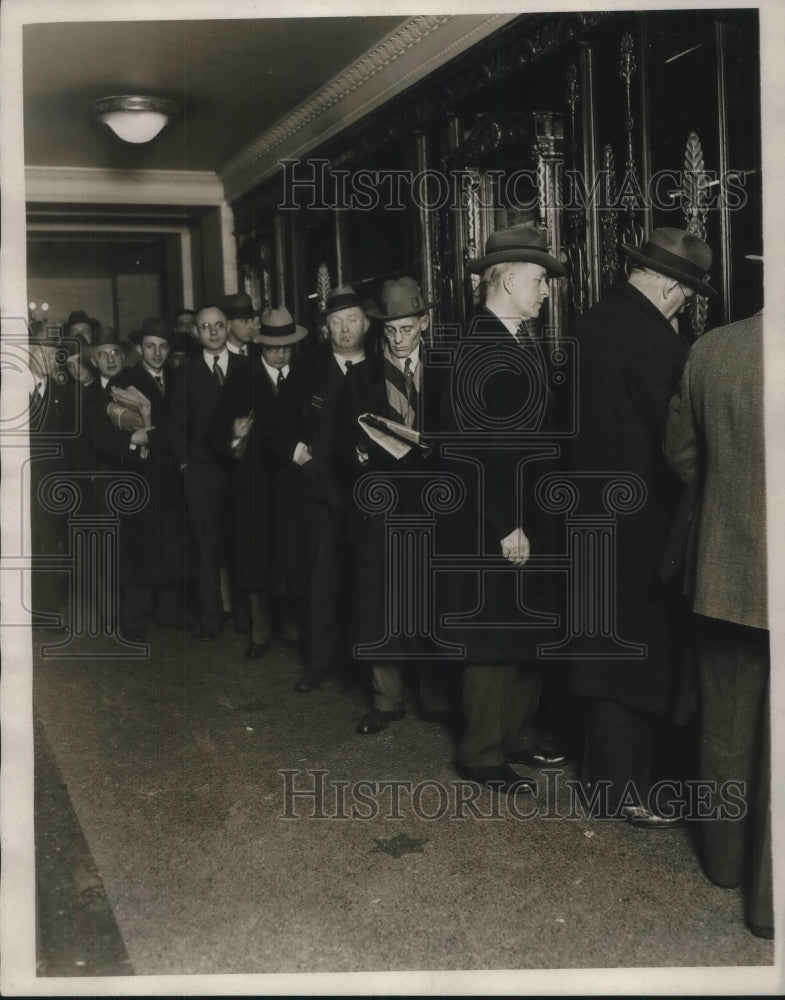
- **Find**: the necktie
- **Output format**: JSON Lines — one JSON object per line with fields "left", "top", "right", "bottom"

{"left": 344, "top": 360, "right": 353, "bottom": 374}
{"left": 213, "top": 357, "right": 225, "bottom": 386}
{"left": 277, "top": 369, "right": 285, "bottom": 388}
{"left": 240, "top": 345, "right": 247, "bottom": 356}
{"left": 515, "top": 320, "right": 530, "bottom": 346}
{"left": 404, "top": 357, "right": 414, "bottom": 396}
{"left": 153, "top": 374, "right": 165, "bottom": 396}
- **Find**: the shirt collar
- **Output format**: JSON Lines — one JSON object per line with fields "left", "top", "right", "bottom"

{"left": 394, "top": 343, "right": 420, "bottom": 372}
{"left": 333, "top": 351, "right": 364, "bottom": 373}
{"left": 262, "top": 358, "right": 289, "bottom": 383}
{"left": 227, "top": 341, "right": 248, "bottom": 356}
{"left": 100, "top": 375, "right": 110, "bottom": 389}
{"left": 204, "top": 347, "right": 229, "bottom": 371}
{"left": 142, "top": 362, "right": 164, "bottom": 381}
{"left": 485, "top": 305, "right": 523, "bottom": 340}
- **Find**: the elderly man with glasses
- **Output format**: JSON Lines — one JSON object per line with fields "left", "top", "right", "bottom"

{"left": 567, "top": 227, "right": 717, "bottom": 827}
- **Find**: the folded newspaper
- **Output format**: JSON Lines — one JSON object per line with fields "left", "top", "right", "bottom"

{"left": 358, "top": 412, "right": 428, "bottom": 460}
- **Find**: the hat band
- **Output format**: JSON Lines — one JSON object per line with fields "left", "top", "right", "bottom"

{"left": 326, "top": 294, "right": 361, "bottom": 312}
{"left": 642, "top": 243, "right": 708, "bottom": 281}
{"left": 261, "top": 321, "right": 296, "bottom": 336}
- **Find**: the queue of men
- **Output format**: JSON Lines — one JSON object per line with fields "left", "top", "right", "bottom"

{"left": 28, "top": 222, "right": 771, "bottom": 940}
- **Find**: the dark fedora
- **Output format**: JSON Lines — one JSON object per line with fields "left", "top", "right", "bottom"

{"left": 467, "top": 222, "right": 567, "bottom": 276}
{"left": 222, "top": 292, "right": 259, "bottom": 320}
{"left": 257, "top": 306, "right": 308, "bottom": 346}
{"left": 321, "top": 284, "right": 366, "bottom": 317}
{"left": 129, "top": 317, "right": 173, "bottom": 345}
{"left": 623, "top": 228, "right": 717, "bottom": 297}
{"left": 91, "top": 326, "right": 133, "bottom": 353}
{"left": 367, "top": 277, "right": 434, "bottom": 321}
{"left": 63, "top": 310, "right": 99, "bottom": 333}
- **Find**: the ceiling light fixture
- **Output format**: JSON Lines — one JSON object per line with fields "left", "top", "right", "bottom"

{"left": 91, "top": 95, "right": 179, "bottom": 144}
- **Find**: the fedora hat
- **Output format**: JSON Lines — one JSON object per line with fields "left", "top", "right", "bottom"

{"left": 321, "top": 284, "right": 366, "bottom": 317}
{"left": 90, "top": 326, "right": 133, "bottom": 354}
{"left": 222, "top": 292, "right": 259, "bottom": 320}
{"left": 367, "top": 277, "right": 434, "bottom": 321}
{"left": 623, "top": 228, "right": 717, "bottom": 297}
{"left": 467, "top": 222, "right": 567, "bottom": 276}
{"left": 129, "top": 317, "right": 173, "bottom": 345}
{"left": 257, "top": 306, "right": 308, "bottom": 346}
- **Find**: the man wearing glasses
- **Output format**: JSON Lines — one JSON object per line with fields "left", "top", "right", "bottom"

{"left": 169, "top": 305, "right": 246, "bottom": 641}
{"left": 567, "top": 228, "right": 717, "bottom": 827}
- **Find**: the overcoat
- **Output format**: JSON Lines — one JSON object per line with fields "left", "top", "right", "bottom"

{"left": 277, "top": 339, "right": 353, "bottom": 510}
{"left": 344, "top": 351, "right": 446, "bottom": 650}
{"left": 211, "top": 356, "right": 307, "bottom": 596}
{"left": 567, "top": 281, "right": 689, "bottom": 713}
{"left": 106, "top": 363, "right": 188, "bottom": 587}
{"left": 664, "top": 312, "right": 766, "bottom": 630}
{"left": 436, "top": 306, "right": 563, "bottom": 663}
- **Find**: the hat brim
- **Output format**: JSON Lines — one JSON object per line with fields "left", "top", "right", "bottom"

{"left": 467, "top": 249, "right": 567, "bottom": 277}
{"left": 623, "top": 244, "right": 718, "bottom": 297}
{"left": 256, "top": 325, "right": 308, "bottom": 346}
{"left": 366, "top": 300, "right": 435, "bottom": 321}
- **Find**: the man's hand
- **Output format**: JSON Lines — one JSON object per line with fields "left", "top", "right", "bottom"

{"left": 293, "top": 442, "right": 312, "bottom": 466}
{"left": 233, "top": 411, "right": 254, "bottom": 440}
{"left": 500, "top": 527, "right": 530, "bottom": 567}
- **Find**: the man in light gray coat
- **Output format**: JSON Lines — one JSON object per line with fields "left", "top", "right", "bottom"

{"left": 665, "top": 308, "right": 771, "bottom": 939}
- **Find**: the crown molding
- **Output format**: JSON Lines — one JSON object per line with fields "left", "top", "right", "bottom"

{"left": 220, "top": 14, "right": 518, "bottom": 202}
{"left": 25, "top": 166, "right": 224, "bottom": 206}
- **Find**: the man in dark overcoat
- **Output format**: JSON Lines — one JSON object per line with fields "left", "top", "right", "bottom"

{"left": 105, "top": 317, "right": 189, "bottom": 640}
{"left": 169, "top": 304, "right": 245, "bottom": 640}
{"left": 28, "top": 326, "right": 79, "bottom": 623}
{"left": 277, "top": 285, "right": 369, "bottom": 692}
{"left": 212, "top": 306, "right": 308, "bottom": 658}
{"left": 443, "top": 223, "right": 570, "bottom": 792}
{"left": 346, "top": 277, "right": 455, "bottom": 735}
{"left": 568, "top": 227, "right": 717, "bottom": 825}
{"left": 665, "top": 307, "right": 771, "bottom": 938}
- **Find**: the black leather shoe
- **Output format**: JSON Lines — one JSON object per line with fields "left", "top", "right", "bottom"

{"left": 506, "top": 745, "right": 571, "bottom": 768}
{"left": 622, "top": 805, "right": 684, "bottom": 829}
{"left": 747, "top": 922, "right": 774, "bottom": 940}
{"left": 462, "top": 763, "right": 536, "bottom": 795}
{"left": 245, "top": 641, "right": 270, "bottom": 659}
{"left": 356, "top": 709, "right": 404, "bottom": 734}
{"left": 294, "top": 671, "right": 329, "bottom": 693}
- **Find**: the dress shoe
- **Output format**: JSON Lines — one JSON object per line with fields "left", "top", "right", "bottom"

{"left": 244, "top": 641, "right": 270, "bottom": 659}
{"left": 747, "top": 922, "right": 774, "bottom": 940}
{"left": 506, "top": 745, "right": 571, "bottom": 768}
{"left": 294, "top": 671, "right": 329, "bottom": 693}
{"left": 461, "top": 763, "right": 536, "bottom": 795}
{"left": 621, "top": 805, "right": 684, "bottom": 829}
{"left": 355, "top": 709, "right": 404, "bottom": 734}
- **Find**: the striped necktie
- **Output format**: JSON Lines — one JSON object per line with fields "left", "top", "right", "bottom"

{"left": 404, "top": 357, "right": 414, "bottom": 396}
{"left": 213, "top": 357, "right": 225, "bottom": 386}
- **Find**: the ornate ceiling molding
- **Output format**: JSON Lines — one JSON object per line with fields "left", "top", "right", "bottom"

{"left": 220, "top": 14, "right": 518, "bottom": 202}
{"left": 25, "top": 166, "right": 224, "bottom": 206}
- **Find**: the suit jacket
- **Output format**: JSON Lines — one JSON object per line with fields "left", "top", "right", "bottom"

{"left": 665, "top": 312, "right": 766, "bottom": 630}
{"left": 169, "top": 351, "right": 247, "bottom": 471}
{"left": 108, "top": 362, "right": 187, "bottom": 586}
{"left": 437, "top": 306, "right": 562, "bottom": 662}
{"left": 568, "top": 281, "right": 689, "bottom": 712}
{"left": 276, "top": 340, "right": 353, "bottom": 509}
{"left": 211, "top": 356, "right": 306, "bottom": 594}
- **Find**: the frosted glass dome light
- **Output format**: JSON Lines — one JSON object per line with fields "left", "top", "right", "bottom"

{"left": 91, "top": 96, "right": 179, "bottom": 144}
